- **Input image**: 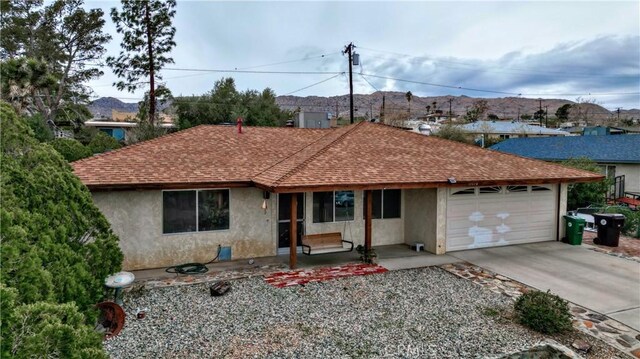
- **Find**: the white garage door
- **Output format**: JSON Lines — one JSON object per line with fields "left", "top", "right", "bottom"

{"left": 446, "top": 185, "right": 557, "bottom": 251}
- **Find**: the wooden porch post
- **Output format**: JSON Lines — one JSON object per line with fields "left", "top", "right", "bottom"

{"left": 289, "top": 194, "right": 297, "bottom": 269}
{"left": 364, "top": 190, "right": 372, "bottom": 252}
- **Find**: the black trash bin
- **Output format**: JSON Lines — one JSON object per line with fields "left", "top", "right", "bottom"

{"left": 593, "top": 213, "right": 625, "bottom": 247}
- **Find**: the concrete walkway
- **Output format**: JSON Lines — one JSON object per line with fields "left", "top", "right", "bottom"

{"left": 450, "top": 241, "right": 640, "bottom": 331}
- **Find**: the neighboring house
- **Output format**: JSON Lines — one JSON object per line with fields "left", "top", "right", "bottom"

{"left": 459, "top": 121, "right": 569, "bottom": 140}
{"left": 84, "top": 110, "right": 175, "bottom": 141}
{"left": 296, "top": 111, "right": 331, "bottom": 128}
{"left": 72, "top": 122, "right": 600, "bottom": 270}
{"left": 582, "top": 126, "right": 625, "bottom": 136}
{"left": 490, "top": 135, "right": 640, "bottom": 196}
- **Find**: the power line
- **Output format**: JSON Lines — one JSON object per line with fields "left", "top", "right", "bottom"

{"left": 81, "top": 62, "right": 341, "bottom": 75}
{"left": 234, "top": 52, "right": 341, "bottom": 70}
{"left": 283, "top": 73, "right": 344, "bottom": 95}
{"left": 361, "top": 73, "right": 521, "bottom": 95}
{"left": 360, "top": 73, "right": 640, "bottom": 97}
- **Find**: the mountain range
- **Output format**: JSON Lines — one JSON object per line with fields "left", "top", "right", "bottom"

{"left": 88, "top": 94, "right": 639, "bottom": 122}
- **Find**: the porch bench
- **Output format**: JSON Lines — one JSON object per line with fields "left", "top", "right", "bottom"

{"left": 301, "top": 232, "right": 353, "bottom": 255}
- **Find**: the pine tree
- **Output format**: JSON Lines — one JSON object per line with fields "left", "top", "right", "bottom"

{"left": 0, "top": 0, "right": 111, "bottom": 122}
{"left": 107, "top": 0, "right": 177, "bottom": 125}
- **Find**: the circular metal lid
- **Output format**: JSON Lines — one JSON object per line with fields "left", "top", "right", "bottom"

{"left": 105, "top": 271, "right": 135, "bottom": 288}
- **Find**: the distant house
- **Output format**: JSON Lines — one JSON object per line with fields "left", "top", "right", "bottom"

{"left": 490, "top": 135, "right": 640, "bottom": 197}
{"left": 296, "top": 111, "right": 331, "bottom": 128}
{"left": 459, "top": 121, "right": 569, "bottom": 140}
{"left": 583, "top": 126, "right": 625, "bottom": 136}
{"left": 83, "top": 110, "right": 175, "bottom": 141}
{"left": 72, "top": 122, "right": 599, "bottom": 270}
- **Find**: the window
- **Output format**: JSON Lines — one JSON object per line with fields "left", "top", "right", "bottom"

{"left": 479, "top": 186, "right": 502, "bottom": 194}
{"left": 99, "top": 128, "right": 125, "bottom": 141}
{"left": 313, "top": 191, "right": 354, "bottom": 223}
{"left": 362, "top": 189, "right": 401, "bottom": 219}
{"left": 163, "top": 189, "right": 229, "bottom": 234}
{"left": 451, "top": 188, "right": 476, "bottom": 195}
{"left": 531, "top": 185, "right": 552, "bottom": 192}
{"left": 506, "top": 185, "right": 528, "bottom": 193}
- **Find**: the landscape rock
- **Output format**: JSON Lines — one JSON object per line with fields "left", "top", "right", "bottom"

{"left": 571, "top": 339, "right": 591, "bottom": 352}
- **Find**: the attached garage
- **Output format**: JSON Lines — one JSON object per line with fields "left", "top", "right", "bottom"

{"left": 446, "top": 184, "right": 558, "bottom": 251}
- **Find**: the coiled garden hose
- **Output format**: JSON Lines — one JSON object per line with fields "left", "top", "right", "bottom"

{"left": 165, "top": 245, "right": 222, "bottom": 275}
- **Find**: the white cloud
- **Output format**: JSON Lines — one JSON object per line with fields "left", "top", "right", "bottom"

{"left": 85, "top": 1, "right": 640, "bottom": 108}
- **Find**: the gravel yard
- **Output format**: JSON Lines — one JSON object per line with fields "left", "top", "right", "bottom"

{"left": 106, "top": 267, "right": 556, "bottom": 358}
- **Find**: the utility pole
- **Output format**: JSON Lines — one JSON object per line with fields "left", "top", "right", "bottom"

{"left": 448, "top": 98, "right": 453, "bottom": 121}
{"left": 517, "top": 107, "right": 520, "bottom": 121}
{"left": 370, "top": 102, "right": 373, "bottom": 122}
{"left": 538, "top": 98, "right": 543, "bottom": 126}
{"left": 381, "top": 94, "right": 386, "bottom": 123}
{"left": 343, "top": 42, "right": 355, "bottom": 124}
{"left": 544, "top": 105, "right": 548, "bottom": 128}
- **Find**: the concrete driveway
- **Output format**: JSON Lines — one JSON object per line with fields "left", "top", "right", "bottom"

{"left": 450, "top": 241, "right": 640, "bottom": 330}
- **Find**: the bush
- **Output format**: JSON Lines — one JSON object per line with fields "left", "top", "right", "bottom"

{"left": 604, "top": 206, "right": 640, "bottom": 238}
{"left": 1, "top": 102, "right": 122, "bottom": 356}
{"left": 514, "top": 290, "right": 572, "bottom": 334}
{"left": 88, "top": 131, "right": 122, "bottom": 154}
{"left": 25, "top": 114, "right": 54, "bottom": 142}
{"left": 562, "top": 158, "right": 610, "bottom": 210}
{"left": 7, "top": 299, "right": 107, "bottom": 359}
{"left": 74, "top": 126, "right": 99, "bottom": 145}
{"left": 50, "top": 138, "right": 93, "bottom": 162}
{"left": 433, "top": 124, "right": 473, "bottom": 144}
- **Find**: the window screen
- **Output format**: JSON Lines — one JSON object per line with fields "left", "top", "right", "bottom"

{"left": 334, "top": 191, "right": 354, "bottom": 222}
{"left": 363, "top": 190, "right": 400, "bottom": 219}
{"left": 198, "top": 190, "right": 230, "bottom": 231}
{"left": 163, "top": 191, "right": 197, "bottom": 234}
{"left": 313, "top": 192, "right": 334, "bottom": 223}
{"left": 163, "top": 189, "right": 230, "bottom": 234}
{"left": 383, "top": 189, "right": 401, "bottom": 218}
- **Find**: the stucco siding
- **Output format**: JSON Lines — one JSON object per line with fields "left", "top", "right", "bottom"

{"left": 93, "top": 188, "right": 277, "bottom": 270}
{"left": 403, "top": 188, "right": 438, "bottom": 253}
{"left": 618, "top": 164, "right": 640, "bottom": 193}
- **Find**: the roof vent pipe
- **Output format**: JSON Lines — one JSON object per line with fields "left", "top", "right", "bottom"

{"left": 237, "top": 117, "right": 243, "bottom": 134}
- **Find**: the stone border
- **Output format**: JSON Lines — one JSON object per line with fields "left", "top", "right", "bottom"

{"left": 127, "top": 264, "right": 287, "bottom": 290}
{"left": 583, "top": 245, "right": 640, "bottom": 264}
{"left": 440, "top": 262, "right": 640, "bottom": 358}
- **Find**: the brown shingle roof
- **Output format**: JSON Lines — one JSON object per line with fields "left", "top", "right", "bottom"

{"left": 72, "top": 125, "right": 328, "bottom": 189}
{"left": 72, "top": 122, "right": 602, "bottom": 191}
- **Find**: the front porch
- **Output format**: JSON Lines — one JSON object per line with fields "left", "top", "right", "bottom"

{"left": 278, "top": 188, "right": 447, "bottom": 269}
{"left": 130, "top": 244, "right": 459, "bottom": 283}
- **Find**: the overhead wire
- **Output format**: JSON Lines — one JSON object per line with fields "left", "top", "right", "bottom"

{"left": 234, "top": 52, "right": 341, "bottom": 70}
{"left": 283, "top": 73, "right": 344, "bottom": 95}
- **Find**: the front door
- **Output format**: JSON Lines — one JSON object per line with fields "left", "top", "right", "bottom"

{"left": 278, "top": 193, "right": 304, "bottom": 250}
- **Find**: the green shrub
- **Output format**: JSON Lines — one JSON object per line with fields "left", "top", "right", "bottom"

{"left": 604, "top": 206, "right": 640, "bottom": 238}
{"left": 562, "top": 158, "right": 609, "bottom": 210}
{"left": 355, "top": 245, "right": 377, "bottom": 264}
{"left": 25, "top": 114, "right": 54, "bottom": 142}
{"left": 88, "top": 131, "right": 122, "bottom": 154}
{"left": 8, "top": 300, "right": 107, "bottom": 359}
{"left": 50, "top": 138, "right": 93, "bottom": 162}
{"left": 514, "top": 290, "right": 572, "bottom": 334}
{"left": 74, "top": 126, "right": 99, "bottom": 145}
{"left": 433, "top": 124, "right": 473, "bottom": 144}
{"left": 1, "top": 102, "right": 122, "bottom": 357}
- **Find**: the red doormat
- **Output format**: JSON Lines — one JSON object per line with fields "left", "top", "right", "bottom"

{"left": 264, "top": 263, "right": 388, "bottom": 288}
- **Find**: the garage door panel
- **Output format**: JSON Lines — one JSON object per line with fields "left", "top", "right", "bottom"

{"left": 446, "top": 185, "right": 557, "bottom": 251}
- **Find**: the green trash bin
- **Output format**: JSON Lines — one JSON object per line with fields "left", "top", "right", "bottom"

{"left": 563, "top": 215, "right": 586, "bottom": 245}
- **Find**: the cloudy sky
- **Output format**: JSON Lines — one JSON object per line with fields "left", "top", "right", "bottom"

{"left": 87, "top": 1, "right": 640, "bottom": 110}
